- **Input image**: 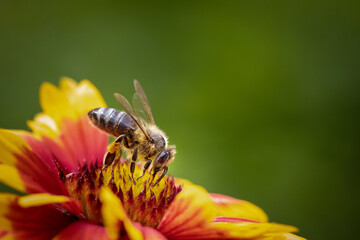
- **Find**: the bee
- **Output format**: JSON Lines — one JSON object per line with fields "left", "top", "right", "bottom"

{"left": 88, "top": 80, "right": 176, "bottom": 186}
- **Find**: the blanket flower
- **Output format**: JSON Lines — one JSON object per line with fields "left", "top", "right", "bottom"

{"left": 0, "top": 77, "right": 305, "bottom": 240}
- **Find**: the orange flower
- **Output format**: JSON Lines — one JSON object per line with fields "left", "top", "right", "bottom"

{"left": 0, "top": 78, "right": 305, "bottom": 240}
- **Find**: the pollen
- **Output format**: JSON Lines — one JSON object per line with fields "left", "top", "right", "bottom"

{"left": 64, "top": 160, "right": 182, "bottom": 228}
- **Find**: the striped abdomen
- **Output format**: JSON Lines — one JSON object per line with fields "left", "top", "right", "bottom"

{"left": 88, "top": 108, "right": 137, "bottom": 137}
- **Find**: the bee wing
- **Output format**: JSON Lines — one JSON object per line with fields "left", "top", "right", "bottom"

{"left": 133, "top": 92, "right": 151, "bottom": 126}
{"left": 114, "top": 93, "right": 150, "bottom": 140}
{"left": 134, "top": 80, "right": 155, "bottom": 125}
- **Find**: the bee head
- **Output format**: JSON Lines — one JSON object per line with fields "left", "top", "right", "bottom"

{"left": 153, "top": 145, "right": 176, "bottom": 170}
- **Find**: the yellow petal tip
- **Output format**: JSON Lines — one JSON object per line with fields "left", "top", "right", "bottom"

{"left": 18, "top": 193, "right": 70, "bottom": 208}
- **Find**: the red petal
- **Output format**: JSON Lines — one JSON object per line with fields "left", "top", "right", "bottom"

{"left": 42, "top": 115, "right": 108, "bottom": 171}
{"left": 11, "top": 115, "right": 107, "bottom": 195}
{"left": 158, "top": 180, "right": 279, "bottom": 240}
{"left": 54, "top": 221, "right": 110, "bottom": 240}
{"left": 5, "top": 197, "right": 76, "bottom": 240}
{"left": 18, "top": 135, "right": 69, "bottom": 195}
{"left": 0, "top": 130, "right": 66, "bottom": 194}
{"left": 157, "top": 180, "right": 229, "bottom": 239}
{"left": 0, "top": 229, "right": 9, "bottom": 238}
{"left": 133, "top": 222, "right": 167, "bottom": 240}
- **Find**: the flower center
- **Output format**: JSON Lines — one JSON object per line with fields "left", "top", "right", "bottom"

{"left": 64, "top": 160, "right": 182, "bottom": 228}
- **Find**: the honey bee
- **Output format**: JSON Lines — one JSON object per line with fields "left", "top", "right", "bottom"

{"left": 88, "top": 80, "right": 176, "bottom": 186}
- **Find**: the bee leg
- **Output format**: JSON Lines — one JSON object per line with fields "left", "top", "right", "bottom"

{"left": 101, "top": 136, "right": 124, "bottom": 172}
{"left": 130, "top": 147, "right": 138, "bottom": 180}
{"left": 137, "top": 158, "right": 152, "bottom": 181}
{"left": 150, "top": 167, "right": 160, "bottom": 185}
{"left": 153, "top": 166, "right": 168, "bottom": 187}
{"left": 119, "top": 134, "right": 131, "bottom": 148}
{"left": 104, "top": 151, "right": 116, "bottom": 167}
{"left": 113, "top": 148, "right": 122, "bottom": 166}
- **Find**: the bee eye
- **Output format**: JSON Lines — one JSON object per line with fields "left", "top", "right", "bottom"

{"left": 157, "top": 151, "right": 170, "bottom": 165}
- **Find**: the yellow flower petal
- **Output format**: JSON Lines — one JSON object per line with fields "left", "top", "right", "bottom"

{"left": 0, "top": 194, "right": 18, "bottom": 231}
{"left": 211, "top": 193, "right": 268, "bottom": 222}
{"left": 27, "top": 113, "right": 58, "bottom": 138}
{"left": 18, "top": 193, "right": 70, "bottom": 208}
{"left": 157, "top": 178, "right": 218, "bottom": 238}
{"left": 100, "top": 187, "right": 143, "bottom": 240}
{"left": 0, "top": 165, "right": 25, "bottom": 192}
{"left": 7, "top": 129, "right": 32, "bottom": 137}
{"left": 213, "top": 221, "right": 300, "bottom": 239}
{"left": 40, "top": 82, "right": 76, "bottom": 124}
{"left": 34, "top": 78, "right": 107, "bottom": 138}
{"left": 59, "top": 76, "right": 77, "bottom": 92}
{"left": 213, "top": 221, "right": 271, "bottom": 239}
{"left": 258, "top": 232, "right": 307, "bottom": 240}
{"left": 60, "top": 78, "right": 107, "bottom": 115}
{"left": 175, "top": 178, "right": 217, "bottom": 220}
{"left": 267, "top": 223, "right": 298, "bottom": 233}
{"left": 0, "top": 129, "right": 30, "bottom": 165}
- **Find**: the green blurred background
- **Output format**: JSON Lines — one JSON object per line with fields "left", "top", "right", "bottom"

{"left": 1, "top": 1, "right": 359, "bottom": 239}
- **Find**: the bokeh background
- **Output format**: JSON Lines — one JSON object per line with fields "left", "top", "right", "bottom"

{"left": 1, "top": 1, "right": 359, "bottom": 239}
